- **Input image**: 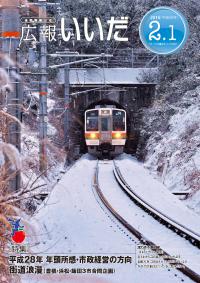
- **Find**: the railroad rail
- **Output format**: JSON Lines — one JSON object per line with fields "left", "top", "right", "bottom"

{"left": 93, "top": 160, "right": 200, "bottom": 283}
{"left": 113, "top": 162, "right": 200, "bottom": 247}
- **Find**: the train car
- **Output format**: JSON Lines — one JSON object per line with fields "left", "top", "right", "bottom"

{"left": 85, "top": 106, "right": 126, "bottom": 157}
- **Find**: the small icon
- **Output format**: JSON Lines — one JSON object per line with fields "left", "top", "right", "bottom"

{"left": 8, "top": 219, "right": 26, "bottom": 244}
{"left": 139, "top": 7, "right": 189, "bottom": 55}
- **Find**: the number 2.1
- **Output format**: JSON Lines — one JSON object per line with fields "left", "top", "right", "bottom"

{"left": 149, "top": 21, "right": 177, "bottom": 41}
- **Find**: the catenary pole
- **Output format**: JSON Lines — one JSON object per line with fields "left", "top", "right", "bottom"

{"left": 64, "top": 57, "right": 70, "bottom": 156}
{"left": 38, "top": 0, "right": 48, "bottom": 174}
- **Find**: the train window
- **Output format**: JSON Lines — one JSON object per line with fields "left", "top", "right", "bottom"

{"left": 113, "top": 110, "right": 125, "bottom": 131}
{"left": 86, "top": 110, "right": 98, "bottom": 131}
{"left": 101, "top": 117, "right": 109, "bottom": 131}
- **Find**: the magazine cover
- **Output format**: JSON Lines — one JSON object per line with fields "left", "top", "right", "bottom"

{"left": 0, "top": 0, "right": 200, "bottom": 282}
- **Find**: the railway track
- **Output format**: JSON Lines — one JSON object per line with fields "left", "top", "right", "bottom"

{"left": 113, "top": 161, "right": 200, "bottom": 247}
{"left": 93, "top": 160, "right": 200, "bottom": 283}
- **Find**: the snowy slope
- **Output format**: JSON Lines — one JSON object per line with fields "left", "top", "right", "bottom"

{"left": 144, "top": 86, "right": 200, "bottom": 214}
{"left": 116, "top": 155, "right": 200, "bottom": 237}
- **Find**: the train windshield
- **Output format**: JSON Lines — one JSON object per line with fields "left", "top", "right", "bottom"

{"left": 86, "top": 110, "right": 98, "bottom": 131}
{"left": 113, "top": 110, "right": 125, "bottom": 131}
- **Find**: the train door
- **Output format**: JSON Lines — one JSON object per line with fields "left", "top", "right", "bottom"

{"left": 99, "top": 110, "right": 112, "bottom": 144}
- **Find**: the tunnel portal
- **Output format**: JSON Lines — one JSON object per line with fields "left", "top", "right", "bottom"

{"left": 67, "top": 85, "right": 156, "bottom": 159}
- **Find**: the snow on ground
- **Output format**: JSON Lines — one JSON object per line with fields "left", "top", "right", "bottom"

{"left": 99, "top": 158, "right": 200, "bottom": 276}
{"left": 116, "top": 154, "right": 200, "bottom": 237}
{"left": 145, "top": 87, "right": 200, "bottom": 214}
{"left": 21, "top": 124, "right": 64, "bottom": 182}
{"left": 21, "top": 124, "right": 65, "bottom": 210}
{"left": 20, "top": 155, "right": 192, "bottom": 283}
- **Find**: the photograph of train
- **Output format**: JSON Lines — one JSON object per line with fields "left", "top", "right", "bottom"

{"left": 85, "top": 106, "right": 126, "bottom": 157}
{"left": 1, "top": 1, "right": 200, "bottom": 283}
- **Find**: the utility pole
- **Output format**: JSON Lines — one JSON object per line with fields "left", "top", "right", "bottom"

{"left": 1, "top": 0, "right": 21, "bottom": 191}
{"left": 64, "top": 57, "right": 70, "bottom": 156}
{"left": 19, "top": 0, "right": 59, "bottom": 174}
{"left": 38, "top": 0, "right": 48, "bottom": 173}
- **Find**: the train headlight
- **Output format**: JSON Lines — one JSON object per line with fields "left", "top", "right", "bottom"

{"left": 114, "top": 132, "right": 122, "bottom": 139}
{"left": 90, "top": 133, "right": 97, "bottom": 139}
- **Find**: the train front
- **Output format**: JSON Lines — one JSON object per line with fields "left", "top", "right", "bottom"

{"left": 85, "top": 107, "right": 126, "bottom": 157}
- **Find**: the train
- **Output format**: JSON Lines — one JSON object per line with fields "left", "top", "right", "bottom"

{"left": 85, "top": 106, "right": 127, "bottom": 157}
